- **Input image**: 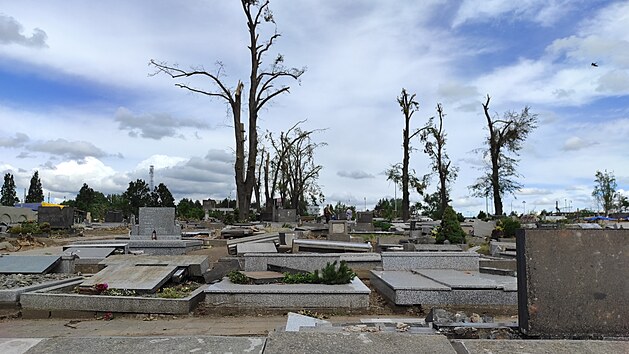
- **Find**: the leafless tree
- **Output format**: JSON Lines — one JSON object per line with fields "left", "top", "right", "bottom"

{"left": 388, "top": 88, "right": 428, "bottom": 221}
{"left": 421, "top": 103, "right": 458, "bottom": 219}
{"left": 470, "top": 95, "right": 537, "bottom": 216}
{"left": 263, "top": 121, "right": 325, "bottom": 214}
{"left": 149, "top": 0, "right": 305, "bottom": 221}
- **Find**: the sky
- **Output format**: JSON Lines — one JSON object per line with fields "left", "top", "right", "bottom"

{"left": 1, "top": 0, "right": 629, "bottom": 216}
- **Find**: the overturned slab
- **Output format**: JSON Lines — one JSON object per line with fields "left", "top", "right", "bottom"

{"left": 292, "top": 239, "right": 372, "bottom": 253}
{"left": 205, "top": 277, "right": 370, "bottom": 311}
{"left": 244, "top": 253, "right": 381, "bottom": 272}
{"left": 62, "top": 247, "right": 116, "bottom": 259}
{"left": 81, "top": 264, "right": 178, "bottom": 292}
{"left": 0, "top": 255, "right": 61, "bottom": 274}
{"left": 236, "top": 242, "right": 277, "bottom": 255}
{"left": 100, "top": 255, "right": 210, "bottom": 277}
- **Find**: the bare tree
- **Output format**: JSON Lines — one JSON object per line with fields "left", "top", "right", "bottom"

{"left": 389, "top": 88, "right": 428, "bottom": 221}
{"left": 149, "top": 0, "right": 305, "bottom": 221}
{"left": 421, "top": 103, "right": 458, "bottom": 219}
{"left": 263, "top": 121, "right": 325, "bottom": 214}
{"left": 470, "top": 95, "right": 537, "bottom": 216}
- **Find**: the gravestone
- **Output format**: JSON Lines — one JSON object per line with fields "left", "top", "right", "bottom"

{"left": 328, "top": 220, "right": 350, "bottom": 241}
{"left": 131, "top": 207, "right": 181, "bottom": 240}
{"left": 275, "top": 208, "right": 297, "bottom": 222}
{"left": 38, "top": 206, "right": 75, "bottom": 229}
{"left": 354, "top": 212, "right": 374, "bottom": 232}
{"left": 517, "top": 229, "right": 629, "bottom": 338}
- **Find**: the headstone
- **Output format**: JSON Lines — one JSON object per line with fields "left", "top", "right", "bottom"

{"left": 517, "top": 229, "right": 629, "bottom": 338}
{"left": 328, "top": 220, "right": 348, "bottom": 236}
{"left": 354, "top": 212, "right": 374, "bottom": 232}
{"left": 275, "top": 208, "right": 297, "bottom": 222}
{"left": 38, "top": 206, "right": 74, "bottom": 229}
{"left": 131, "top": 207, "right": 181, "bottom": 240}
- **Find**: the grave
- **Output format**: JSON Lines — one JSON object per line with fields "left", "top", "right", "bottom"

{"left": 205, "top": 276, "right": 370, "bottom": 311}
{"left": 126, "top": 207, "right": 202, "bottom": 255}
{"left": 20, "top": 255, "right": 210, "bottom": 316}
{"left": 516, "top": 229, "right": 629, "bottom": 338}
{"left": 354, "top": 212, "right": 374, "bottom": 232}
{"left": 370, "top": 252, "right": 517, "bottom": 307}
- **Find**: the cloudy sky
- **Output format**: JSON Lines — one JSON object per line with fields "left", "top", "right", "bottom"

{"left": 1, "top": 0, "right": 628, "bottom": 216}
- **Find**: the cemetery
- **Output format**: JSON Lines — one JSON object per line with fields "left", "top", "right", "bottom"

{"left": 0, "top": 204, "right": 627, "bottom": 352}
{"left": 1, "top": 1, "right": 628, "bottom": 352}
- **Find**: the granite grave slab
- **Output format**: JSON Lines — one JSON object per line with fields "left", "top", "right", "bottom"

{"left": 0, "top": 255, "right": 61, "bottom": 274}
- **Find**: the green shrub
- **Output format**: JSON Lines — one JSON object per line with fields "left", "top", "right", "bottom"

{"left": 498, "top": 217, "right": 521, "bottom": 238}
{"left": 282, "top": 272, "right": 319, "bottom": 284}
{"left": 435, "top": 206, "right": 466, "bottom": 244}
{"left": 227, "top": 270, "right": 250, "bottom": 284}
{"left": 319, "top": 261, "right": 356, "bottom": 285}
{"left": 282, "top": 261, "right": 356, "bottom": 285}
{"left": 373, "top": 220, "right": 391, "bottom": 231}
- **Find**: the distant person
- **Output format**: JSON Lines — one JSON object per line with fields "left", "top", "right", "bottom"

{"left": 324, "top": 205, "right": 331, "bottom": 223}
{"left": 151, "top": 230, "right": 157, "bottom": 240}
{"left": 346, "top": 208, "right": 353, "bottom": 221}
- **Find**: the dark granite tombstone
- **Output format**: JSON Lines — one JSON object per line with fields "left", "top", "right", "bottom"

{"left": 516, "top": 229, "right": 629, "bottom": 338}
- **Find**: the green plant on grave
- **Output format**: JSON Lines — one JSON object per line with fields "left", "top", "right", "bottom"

{"left": 435, "top": 206, "right": 466, "bottom": 244}
{"left": 158, "top": 287, "right": 186, "bottom": 298}
{"left": 282, "top": 271, "right": 319, "bottom": 284}
{"left": 282, "top": 261, "right": 356, "bottom": 285}
{"left": 227, "top": 270, "right": 250, "bottom": 284}
{"left": 319, "top": 261, "right": 356, "bottom": 285}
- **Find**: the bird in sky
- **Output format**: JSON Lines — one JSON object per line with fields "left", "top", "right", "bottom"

{"left": 591, "top": 62, "right": 599, "bottom": 67}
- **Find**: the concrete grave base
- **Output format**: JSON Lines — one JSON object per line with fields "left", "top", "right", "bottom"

{"left": 205, "top": 277, "right": 370, "bottom": 311}
{"left": 20, "top": 280, "right": 205, "bottom": 316}
{"left": 370, "top": 270, "right": 517, "bottom": 306}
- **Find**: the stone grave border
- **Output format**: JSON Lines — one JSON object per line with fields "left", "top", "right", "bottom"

{"left": 0, "top": 276, "right": 83, "bottom": 304}
{"left": 20, "top": 279, "right": 206, "bottom": 317}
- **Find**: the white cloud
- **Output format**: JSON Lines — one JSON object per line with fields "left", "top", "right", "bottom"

{"left": 0, "top": 14, "right": 47, "bottom": 48}
{"left": 115, "top": 107, "right": 210, "bottom": 140}
{"left": 562, "top": 136, "right": 597, "bottom": 151}
{"left": 452, "top": 0, "right": 574, "bottom": 28}
{"left": 337, "top": 170, "right": 375, "bottom": 179}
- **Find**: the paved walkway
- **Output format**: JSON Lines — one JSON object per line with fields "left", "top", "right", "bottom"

{"left": 1, "top": 316, "right": 627, "bottom": 353}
